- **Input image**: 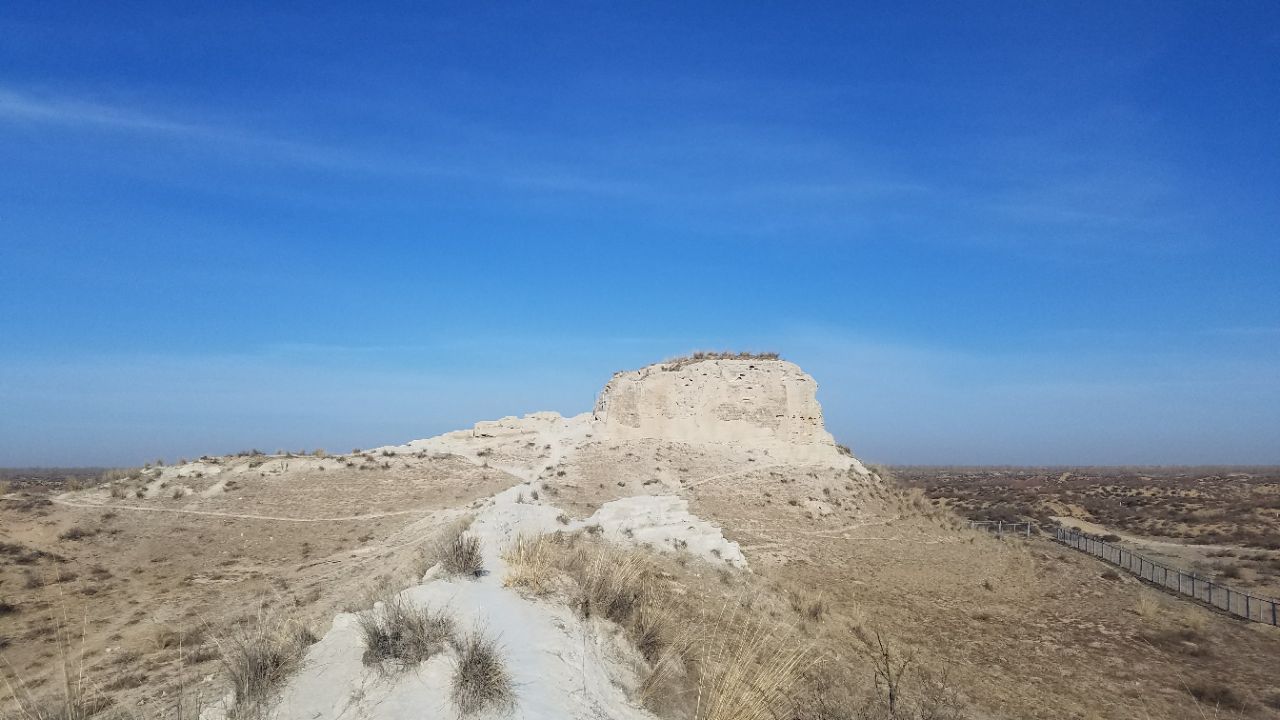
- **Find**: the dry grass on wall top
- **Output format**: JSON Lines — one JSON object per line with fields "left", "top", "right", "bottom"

{"left": 450, "top": 626, "right": 514, "bottom": 716}
{"left": 418, "top": 515, "right": 484, "bottom": 578}
{"left": 502, "top": 532, "right": 823, "bottom": 720}
{"left": 357, "top": 595, "right": 455, "bottom": 671}
{"left": 660, "top": 351, "right": 782, "bottom": 371}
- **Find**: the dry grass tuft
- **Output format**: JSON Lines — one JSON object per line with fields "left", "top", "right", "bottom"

{"left": 214, "top": 608, "right": 316, "bottom": 719}
{"left": 1, "top": 612, "right": 108, "bottom": 720}
{"left": 450, "top": 626, "right": 514, "bottom": 716}
{"left": 440, "top": 534, "right": 484, "bottom": 577}
{"left": 357, "top": 594, "right": 454, "bottom": 670}
{"left": 419, "top": 515, "right": 480, "bottom": 577}
{"left": 1185, "top": 678, "right": 1247, "bottom": 711}
{"left": 502, "top": 534, "right": 560, "bottom": 593}
{"left": 693, "top": 608, "right": 816, "bottom": 720}
{"left": 559, "top": 541, "right": 652, "bottom": 624}
{"left": 1139, "top": 607, "right": 1213, "bottom": 658}
{"left": 501, "top": 532, "right": 820, "bottom": 719}
{"left": 789, "top": 590, "right": 828, "bottom": 622}
{"left": 661, "top": 351, "right": 781, "bottom": 371}
{"left": 1134, "top": 595, "right": 1161, "bottom": 619}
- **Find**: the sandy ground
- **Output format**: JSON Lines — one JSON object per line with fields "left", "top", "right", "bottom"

{"left": 5, "top": 366, "right": 1280, "bottom": 720}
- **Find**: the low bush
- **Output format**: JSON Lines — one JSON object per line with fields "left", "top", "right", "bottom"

{"left": 417, "top": 515, "right": 479, "bottom": 577}
{"left": 693, "top": 613, "right": 816, "bottom": 720}
{"left": 450, "top": 627, "right": 513, "bottom": 715}
{"left": 215, "top": 609, "right": 316, "bottom": 719}
{"left": 1186, "top": 679, "right": 1246, "bottom": 710}
{"left": 440, "top": 534, "right": 484, "bottom": 577}
{"left": 503, "top": 532, "right": 816, "bottom": 719}
{"left": 789, "top": 590, "right": 827, "bottom": 622}
{"left": 503, "top": 534, "right": 559, "bottom": 594}
{"left": 661, "top": 351, "right": 781, "bottom": 371}
{"left": 358, "top": 595, "right": 454, "bottom": 670}
{"left": 57, "top": 526, "right": 97, "bottom": 542}
{"left": 0, "top": 612, "right": 113, "bottom": 720}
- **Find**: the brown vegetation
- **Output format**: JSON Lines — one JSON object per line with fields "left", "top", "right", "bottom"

{"left": 357, "top": 595, "right": 453, "bottom": 670}
{"left": 449, "top": 627, "right": 513, "bottom": 716}
{"left": 660, "top": 351, "right": 781, "bottom": 371}
{"left": 214, "top": 609, "right": 316, "bottom": 719}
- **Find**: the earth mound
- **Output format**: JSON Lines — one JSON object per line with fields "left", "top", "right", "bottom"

{"left": 593, "top": 356, "right": 848, "bottom": 464}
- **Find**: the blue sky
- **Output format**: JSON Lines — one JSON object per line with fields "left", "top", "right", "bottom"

{"left": 1, "top": 2, "right": 1278, "bottom": 466}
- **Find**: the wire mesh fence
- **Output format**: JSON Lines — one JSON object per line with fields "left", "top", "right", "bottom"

{"left": 1054, "top": 526, "right": 1280, "bottom": 626}
{"left": 967, "top": 520, "right": 1033, "bottom": 538}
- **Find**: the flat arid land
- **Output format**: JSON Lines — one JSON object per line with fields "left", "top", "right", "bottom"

{"left": 895, "top": 466, "right": 1280, "bottom": 601}
{"left": 4, "top": 359, "right": 1279, "bottom": 720}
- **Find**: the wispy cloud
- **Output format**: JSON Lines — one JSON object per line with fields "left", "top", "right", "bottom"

{"left": 1207, "top": 326, "right": 1280, "bottom": 337}
{"left": 0, "top": 84, "right": 1207, "bottom": 256}
{"left": 0, "top": 85, "right": 626, "bottom": 194}
{"left": 0, "top": 87, "right": 212, "bottom": 135}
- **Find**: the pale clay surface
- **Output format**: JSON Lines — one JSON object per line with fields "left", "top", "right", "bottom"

{"left": 201, "top": 359, "right": 864, "bottom": 720}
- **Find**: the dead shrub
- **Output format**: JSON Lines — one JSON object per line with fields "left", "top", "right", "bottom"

{"left": 503, "top": 534, "right": 559, "bottom": 594}
{"left": 450, "top": 626, "right": 513, "bottom": 715}
{"left": 693, "top": 609, "right": 816, "bottom": 720}
{"left": 789, "top": 590, "right": 827, "bottom": 622}
{"left": 1139, "top": 622, "right": 1210, "bottom": 657}
{"left": 440, "top": 534, "right": 484, "bottom": 577}
{"left": 0, "top": 611, "right": 112, "bottom": 720}
{"left": 214, "top": 608, "right": 316, "bottom": 719}
{"left": 419, "top": 515, "right": 479, "bottom": 577}
{"left": 152, "top": 623, "right": 206, "bottom": 651}
{"left": 1133, "top": 595, "right": 1161, "bottom": 619}
{"left": 662, "top": 351, "right": 781, "bottom": 371}
{"left": 56, "top": 526, "right": 96, "bottom": 542}
{"left": 854, "top": 631, "right": 966, "bottom": 720}
{"left": 357, "top": 595, "right": 454, "bottom": 670}
{"left": 1186, "top": 679, "right": 1246, "bottom": 711}
{"left": 568, "top": 541, "right": 650, "bottom": 624}
{"left": 501, "top": 533, "right": 817, "bottom": 720}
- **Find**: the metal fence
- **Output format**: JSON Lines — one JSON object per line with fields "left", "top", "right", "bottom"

{"left": 1054, "top": 526, "right": 1280, "bottom": 626}
{"left": 968, "top": 520, "right": 1033, "bottom": 538}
